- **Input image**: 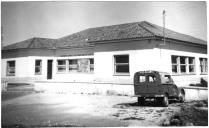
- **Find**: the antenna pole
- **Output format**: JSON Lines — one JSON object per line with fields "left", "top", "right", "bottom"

{"left": 163, "top": 10, "right": 166, "bottom": 45}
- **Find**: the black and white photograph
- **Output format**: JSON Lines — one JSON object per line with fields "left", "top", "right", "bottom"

{"left": 1, "top": 1, "right": 208, "bottom": 127}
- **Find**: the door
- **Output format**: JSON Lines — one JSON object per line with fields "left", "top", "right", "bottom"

{"left": 147, "top": 74, "right": 160, "bottom": 94}
{"left": 134, "top": 74, "right": 147, "bottom": 95}
{"left": 47, "top": 60, "right": 53, "bottom": 79}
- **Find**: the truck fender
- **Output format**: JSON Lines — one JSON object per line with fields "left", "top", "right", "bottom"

{"left": 178, "top": 87, "right": 185, "bottom": 95}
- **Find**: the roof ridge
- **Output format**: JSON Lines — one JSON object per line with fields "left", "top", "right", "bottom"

{"left": 138, "top": 22, "right": 156, "bottom": 37}
{"left": 27, "top": 38, "right": 36, "bottom": 48}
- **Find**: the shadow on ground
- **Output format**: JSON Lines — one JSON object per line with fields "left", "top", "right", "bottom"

{"left": 114, "top": 100, "right": 179, "bottom": 108}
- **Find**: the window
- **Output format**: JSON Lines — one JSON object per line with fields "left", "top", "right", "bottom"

{"left": 69, "top": 59, "right": 78, "bottom": 72}
{"left": 90, "top": 58, "right": 94, "bottom": 72}
{"left": 114, "top": 55, "right": 129, "bottom": 74}
{"left": 162, "top": 75, "right": 173, "bottom": 84}
{"left": 57, "top": 60, "right": 67, "bottom": 73}
{"left": 171, "top": 56, "right": 178, "bottom": 74}
{"left": 57, "top": 58, "right": 94, "bottom": 73}
{"left": 188, "top": 57, "right": 195, "bottom": 73}
{"left": 148, "top": 75, "right": 156, "bottom": 82}
{"left": 180, "top": 56, "right": 186, "bottom": 73}
{"left": 35, "top": 60, "right": 42, "bottom": 75}
{"left": 139, "top": 75, "right": 146, "bottom": 83}
{"left": 200, "top": 58, "right": 207, "bottom": 74}
{"left": 7, "top": 61, "right": 15, "bottom": 76}
{"left": 171, "top": 55, "right": 195, "bottom": 74}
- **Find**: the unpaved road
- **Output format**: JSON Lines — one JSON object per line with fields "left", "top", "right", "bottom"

{"left": 1, "top": 92, "right": 207, "bottom": 127}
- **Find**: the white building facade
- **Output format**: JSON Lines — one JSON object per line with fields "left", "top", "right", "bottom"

{"left": 1, "top": 21, "right": 208, "bottom": 99}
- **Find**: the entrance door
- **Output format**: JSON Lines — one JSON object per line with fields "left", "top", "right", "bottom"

{"left": 47, "top": 60, "right": 53, "bottom": 79}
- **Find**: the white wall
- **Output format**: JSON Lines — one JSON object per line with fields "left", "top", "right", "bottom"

{"left": 156, "top": 48, "right": 208, "bottom": 87}
{"left": 1, "top": 57, "right": 30, "bottom": 78}
{"left": 94, "top": 48, "right": 207, "bottom": 86}
{"left": 94, "top": 49, "right": 160, "bottom": 84}
{"left": 2, "top": 48, "right": 207, "bottom": 87}
{"left": 1, "top": 56, "right": 50, "bottom": 83}
{"left": 1, "top": 55, "right": 95, "bottom": 83}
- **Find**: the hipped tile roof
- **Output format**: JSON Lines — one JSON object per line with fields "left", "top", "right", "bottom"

{"left": 3, "top": 37, "right": 57, "bottom": 50}
{"left": 3, "top": 21, "right": 207, "bottom": 50}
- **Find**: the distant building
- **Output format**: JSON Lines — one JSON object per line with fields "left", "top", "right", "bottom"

{"left": 1, "top": 21, "right": 207, "bottom": 97}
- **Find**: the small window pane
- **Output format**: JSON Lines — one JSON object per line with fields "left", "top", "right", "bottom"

{"left": 90, "top": 59, "right": 94, "bottom": 64}
{"left": 116, "top": 65, "right": 129, "bottom": 73}
{"left": 35, "top": 60, "right": 41, "bottom": 66}
{"left": 8, "top": 68, "right": 15, "bottom": 74}
{"left": 171, "top": 56, "right": 178, "bottom": 64}
{"left": 139, "top": 76, "right": 146, "bottom": 83}
{"left": 180, "top": 57, "right": 186, "bottom": 64}
{"left": 172, "top": 65, "right": 177, "bottom": 73}
{"left": 189, "top": 65, "right": 195, "bottom": 73}
{"left": 115, "top": 55, "right": 129, "bottom": 63}
{"left": 69, "top": 60, "right": 77, "bottom": 65}
{"left": 189, "top": 57, "right": 195, "bottom": 64}
{"left": 58, "top": 67, "right": 66, "bottom": 72}
{"left": 180, "top": 65, "right": 186, "bottom": 73}
{"left": 200, "top": 58, "right": 208, "bottom": 74}
{"left": 58, "top": 60, "right": 66, "bottom": 65}
{"left": 8, "top": 61, "right": 15, "bottom": 67}
{"left": 148, "top": 75, "right": 156, "bottom": 83}
{"left": 35, "top": 67, "right": 41, "bottom": 73}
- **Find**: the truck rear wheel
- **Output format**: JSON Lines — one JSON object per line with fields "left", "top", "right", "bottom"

{"left": 162, "top": 95, "right": 169, "bottom": 107}
{"left": 138, "top": 97, "right": 145, "bottom": 106}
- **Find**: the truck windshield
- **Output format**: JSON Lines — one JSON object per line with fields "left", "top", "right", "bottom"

{"left": 162, "top": 75, "right": 173, "bottom": 84}
{"left": 148, "top": 75, "right": 156, "bottom": 82}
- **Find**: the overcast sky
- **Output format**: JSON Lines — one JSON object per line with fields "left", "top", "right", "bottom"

{"left": 1, "top": 1, "right": 207, "bottom": 46}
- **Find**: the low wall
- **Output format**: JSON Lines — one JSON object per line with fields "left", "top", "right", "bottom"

{"left": 184, "top": 86, "right": 208, "bottom": 101}
{"left": 34, "top": 81, "right": 207, "bottom": 101}
{"left": 34, "top": 82, "right": 134, "bottom": 96}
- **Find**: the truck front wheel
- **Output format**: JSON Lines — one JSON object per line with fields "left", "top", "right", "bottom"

{"left": 138, "top": 97, "right": 145, "bottom": 106}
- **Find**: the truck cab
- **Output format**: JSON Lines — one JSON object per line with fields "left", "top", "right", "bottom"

{"left": 134, "top": 70, "right": 185, "bottom": 106}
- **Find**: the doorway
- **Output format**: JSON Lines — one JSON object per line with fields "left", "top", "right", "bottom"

{"left": 47, "top": 60, "right": 53, "bottom": 79}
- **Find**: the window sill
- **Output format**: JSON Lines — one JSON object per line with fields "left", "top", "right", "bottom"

{"left": 113, "top": 73, "right": 130, "bottom": 76}
{"left": 35, "top": 73, "right": 42, "bottom": 75}
{"left": 56, "top": 72, "right": 94, "bottom": 74}
{"left": 172, "top": 73, "right": 196, "bottom": 76}
{"left": 200, "top": 73, "right": 208, "bottom": 75}
{"left": 56, "top": 72, "right": 67, "bottom": 74}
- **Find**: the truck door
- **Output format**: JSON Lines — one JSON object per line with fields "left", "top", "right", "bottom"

{"left": 134, "top": 73, "right": 147, "bottom": 95}
{"left": 147, "top": 74, "right": 160, "bottom": 94}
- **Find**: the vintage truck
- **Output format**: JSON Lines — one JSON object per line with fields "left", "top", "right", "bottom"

{"left": 134, "top": 70, "right": 185, "bottom": 107}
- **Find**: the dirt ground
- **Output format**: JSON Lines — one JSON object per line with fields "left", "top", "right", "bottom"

{"left": 1, "top": 92, "right": 208, "bottom": 127}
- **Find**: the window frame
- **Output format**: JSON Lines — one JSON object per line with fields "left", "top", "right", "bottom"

{"left": 200, "top": 58, "right": 208, "bottom": 75}
{"left": 56, "top": 58, "right": 94, "bottom": 74}
{"left": 171, "top": 55, "right": 196, "bottom": 75}
{"left": 68, "top": 59, "right": 78, "bottom": 73}
{"left": 6, "top": 60, "right": 16, "bottom": 76}
{"left": 89, "top": 58, "right": 94, "bottom": 73}
{"left": 114, "top": 54, "right": 130, "bottom": 75}
{"left": 35, "top": 59, "right": 42, "bottom": 75}
{"left": 57, "top": 59, "right": 67, "bottom": 73}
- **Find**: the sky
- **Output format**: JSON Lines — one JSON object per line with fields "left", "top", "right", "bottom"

{"left": 1, "top": 1, "right": 207, "bottom": 46}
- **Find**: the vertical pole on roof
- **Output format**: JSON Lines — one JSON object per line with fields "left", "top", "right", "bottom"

{"left": 1, "top": 27, "right": 4, "bottom": 48}
{"left": 163, "top": 10, "right": 166, "bottom": 45}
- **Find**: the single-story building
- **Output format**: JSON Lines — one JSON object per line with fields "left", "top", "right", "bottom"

{"left": 1, "top": 21, "right": 208, "bottom": 100}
